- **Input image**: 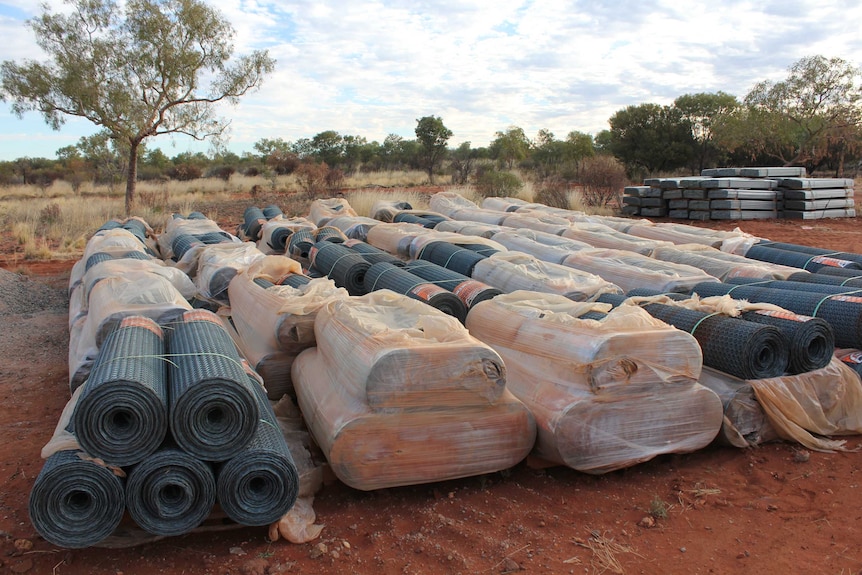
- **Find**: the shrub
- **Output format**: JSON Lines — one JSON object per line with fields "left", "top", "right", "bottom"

{"left": 169, "top": 163, "right": 203, "bottom": 181}
{"left": 474, "top": 167, "right": 523, "bottom": 198}
{"left": 207, "top": 165, "right": 236, "bottom": 182}
{"left": 325, "top": 167, "right": 345, "bottom": 192}
{"left": 534, "top": 176, "right": 570, "bottom": 209}
{"left": 579, "top": 155, "right": 629, "bottom": 207}
{"left": 295, "top": 162, "right": 329, "bottom": 200}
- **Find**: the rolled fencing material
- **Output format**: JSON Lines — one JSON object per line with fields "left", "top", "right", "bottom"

{"left": 172, "top": 234, "right": 204, "bottom": 261}
{"left": 268, "top": 226, "right": 294, "bottom": 252}
{"left": 745, "top": 244, "right": 862, "bottom": 272}
{"left": 417, "top": 241, "right": 489, "bottom": 276}
{"left": 757, "top": 241, "right": 862, "bottom": 265}
{"left": 788, "top": 271, "right": 862, "bottom": 288}
{"left": 393, "top": 212, "right": 435, "bottom": 228}
{"left": 125, "top": 445, "right": 216, "bottom": 536}
{"left": 243, "top": 206, "right": 267, "bottom": 240}
{"left": 262, "top": 205, "right": 283, "bottom": 219}
{"left": 278, "top": 273, "right": 313, "bottom": 288}
{"left": 287, "top": 228, "right": 315, "bottom": 260}
{"left": 121, "top": 219, "right": 149, "bottom": 245}
{"left": 315, "top": 226, "right": 348, "bottom": 243}
{"left": 29, "top": 450, "right": 125, "bottom": 548}
{"left": 85, "top": 250, "right": 151, "bottom": 271}
{"left": 403, "top": 260, "right": 502, "bottom": 310}
{"left": 217, "top": 381, "right": 299, "bottom": 526}
{"left": 309, "top": 241, "right": 371, "bottom": 296}
{"left": 598, "top": 293, "right": 788, "bottom": 379}
{"left": 168, "top": 310, "right": 259, "bottom": 461}
{"left": 73, "top": 316, "right": 168, "bottom": 467}
{"left": 725, "top": 276, "right": 862, "bottom": 296}
{"left": 343, "top": 239, "right": 405, "bottom": 266}
{"left": 364, "top": 262, "right": 467, "bottom": 322}
{"left": 691, "top": 281, "right": 862, "bottom": 349}
{"left": 816, "top": 267, "right": 862, "bottom": 279}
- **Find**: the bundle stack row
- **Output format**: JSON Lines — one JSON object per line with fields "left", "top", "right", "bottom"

{"left": 622, "top": 167, "right": 856, "bottom": 220}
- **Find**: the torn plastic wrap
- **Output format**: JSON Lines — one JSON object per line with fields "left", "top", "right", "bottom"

{"left": 651, "top": 244, "right": 800, "bottom": 281}
{"left": 308, "top": 198, "right": 358, "bottom": 227}
{"left": 226, "top": 258, "right": 348, "bottom": 399}
{"left": 697, "top": 367, "right": 779, "bottom": 448}
{"left": 471, "top": 252, "right": 621, "bottom": 301}
{"left": 194, "top": 242, "right": 266, "bottom": 303}
{"left": 466, "top": 291, "right": 723, "bottom": 473}
{"left": 291, "top": 290, "right": 536, "bottom": 490}
{"left": 561, "top": 247, "right": 720, "bottom": 293}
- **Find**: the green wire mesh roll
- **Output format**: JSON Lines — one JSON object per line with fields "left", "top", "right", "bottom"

{"left": 29, "top": 450, "right": 125, "bottom": 548}
{"left": 757, "top": 241, "right": 862, "bottom": 265}
{"left": 287, "top": 228, "right": 315, "bottom": 259}
{"left": 725, "top": 276, "right": 862, "bottom": 296}
{"left": 167, "top": 310, "right": 259, "bottom": 461}
{"left": 788, "top": 271, "right": 862, "bottom": 288}
{"left": 309, "top": 241, "right": 371, "bottom": 296}
{"left": 364, "top": 261, "right": 467, "bottom": 322}
{"left": 243, "top": 206, "right": 266, "bottom": 240}
{"left": 344, "top": 239, "right": 405, "bottom": 266}
{"left": 745, "top": 244, "right": 862, "bottom": 272}
{"left": 262, "top": 205, "right": 283, "bottom": 219}
{"left": 125, "top": 444, "right": 215, "bottom": 536}
{"left": 417, "top": 241, "right": 490, "bottom": 276}
{"left": 73, "top": 316, "right": 168, "bottom": 467}
{"left": 403, "top": 260, "right": 502, "bottom": 309}
{"left": 217, "top": 380, "right": 299, "bottom": 526}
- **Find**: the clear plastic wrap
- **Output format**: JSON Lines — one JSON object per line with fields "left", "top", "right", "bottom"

{"left": 370, "top": 199, "right": 415, "bottom": 222}
{"left": 624, "top": 223, "right": 725, "bottom": 247}
{"left": 324, "top": 216, "right": 381, "bottom": 241}
{"left": 82, "top": 258, "right": 196, "bottom": 301}
{"left": 259, "top": 217, "right": 316, "bottom": 254}
{"left": 365, "top": 222, "right": 433, "bottom": 258}
{"left": 489, "top": 231, "right": 579, "bottom": 264}
{"left": 697, "top": 367, "right": 779, "bottom": 448}
{"left": 433, "top": 220, "right": 505, "bottom": 237}
{"left": 448, "top": 208, "right": 509, "bottom": 225}
{"left": 70, "top": 229, "right": 151, "bottom": 289}
{"left": 562, "top": 248, "right": 719, "bottom": 293}
{"left": 428, "top": 191, "right": 480, "bottom": 214}
{"left": 748, "top": 358, "right": 862, "bottom": 452}
{"left": 410, "top": 231, "right": 506, "bottom": 260}
{"left": 157, "top": 216, "right": 231, "bottom": 261}
{"left": 651, "top": 244, "right": 799, "bottom": 281}
{"left": 500, "top": 214, "right": 571, "bottom": 235}
{"left": 559, "top": 222, "right": 670, "bottom": 255}
{"left": 194, "top": 242, "right": 266, "bottom": 301}
{"left": 465, "top": 291, "right": 722, "bottom": 474}
{"left": 291, "top": 290, "right": 535, "bottom": 490}
{"left": 308, "top": 198, "right": 358, "bottom": 227}
{"left": 481, "top": 196, "right": 533, "bottom": 212}
{"left": 471, "top": 252, "right": 622, "bottom": 301}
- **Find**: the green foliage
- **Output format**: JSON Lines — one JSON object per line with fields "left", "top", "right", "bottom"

{"left": 649, "top": 496, "right": 669, "bottom": 519}
{"left": 607, "top": 103, "right": 695, "bottom": 175}
{"left": 0, "top": 0, "right": 275, "bottom": 213}
{"left": 415, "top": 116, "right": 452, "bottom": 184}
{"left": 491, "top": 126, "right": 531, "bottom": 169}
{"left": 474, "top": 167, "right": 523, "bottom": 198}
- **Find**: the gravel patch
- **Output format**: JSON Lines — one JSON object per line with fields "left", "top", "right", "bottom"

{"left": 0, "top": 268, "right": 68, "bottom": 315}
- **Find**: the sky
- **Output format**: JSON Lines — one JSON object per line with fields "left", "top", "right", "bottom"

{"left": 0, "top": 0, "right": 861, "bottom": 162}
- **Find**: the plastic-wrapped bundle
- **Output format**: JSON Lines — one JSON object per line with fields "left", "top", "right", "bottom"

{"left": 481, "top": 196, "right": 535, "bottom": 212}
{"left": 195, "top": 242, "right": 266, "bottom": 303}
{"left": 260, "top": 217, "right": 316, "bottom": 253}
{"left": 309, "top": 241, "right": 371, "bottom": 296}
{"left": 71, "top": 229, "right": 151, "bottom": 289}
{"left": 428, "top": 190, "right": 482, "bottom": 215}
{"left": 324, "top": 215, "right": 381, "bottom": 241}
{"left": 757, "top": 241, "right": 862, "bottom": 265}
{"left": 121, "top": 217, "right": 151, "bottom": 246}
{"left": 158, "top": 214, "right": 236, "bottom": 263}
{"left": 836, "top": 349, "right": 862, "bottom": 377}
{"left": 410, "top": 232, "right": 505, "bottom": 260}
{"left": 371, "top": 200, "right": 413, "bottom": 222}
{"left": 73, "top": 316, "right": 167, "bottom": 466}
{"left": 287, "top": 228, "right": 315, "bottom": 260}
{"left": 697, "top": 368, "right": 778, "bottom": 448}
{"left": 262, "top": 204, "right": 283, "bottom": 219}
{"left": 625, "top": 223, "right": 726, "bottom": 248}
{"left": 308, "top": 198, "right": 358, "bottom": 226}
{"left": 392, "top": 212, "right": 436, "bottom": 228}
{"left": 80, "top": 257, "right": 196, "bottom": 303}
{"left": 172, "top": 233, "right": 204, "bottom": 260}
{"left": 292, "top": 290, "right": 535, "bottom": 490}
{"left": 598, "top": 295, "right": 788, "bottom": 379}
{"left": 448, "top": 207, "right": 510, "bottom": 225}
{"left": 652, "top": 244, "right": 799, "bottom": 281}
{"left": 403, "top": 260, "right": 502, "bottom": 310}
{"left": 343, "top": 239, "right": 405, "bottom": 266}
{"left": 500, "top": 214, "right": 570, "bottom": 235}
{"left": 29, "top": 450, "right": 126, "bottom": 548}
{"left": 85, "top": 249, "right": 151, "bottom": 272}
{"left": 788, "top": 271, "right": 862, "bottom": 287}
{"left": 365, "top": 222, "right": 432, "bottom": 258}
{"left": 466, "top": 292, "right": 722, "bottom": 473}
{"left": 217, "top": 381, "right": 299, "bottom": 526}
{"left": 243, "top": 206, "right": 267, "bottom": 240}
{"left": 167, "top": 310, "right": 260, "bottom": 461}
{"left": 745, "top": 244, "right": 862, "bottom": 272}
{"left": 691, "top": 281, "right": 862, "bottom": 349}
{"left": 433, "top": 220, "right": 505, "bottom": 237}
{"left": 315, "top": 226, "right": 348, "bottom": 243}
{"left": 125, "top": 445, "right": 215, "bottom": 536}
{"left": 416, "top": 241, "right": 490, "bottom": 276}
{"left": 562, "top": 248, "right": 719, "bottom": 293}
{"left": 473, "top": 252, "right": 622, "bottom": 301}
{"left": 489, "top": 231, "right": 581, "bottom": 264}
{"left": 558, "top": 223, "right": 667, "bottom": 255}
{"left": 364, "top": 262, "right": 467, "bottom": 322}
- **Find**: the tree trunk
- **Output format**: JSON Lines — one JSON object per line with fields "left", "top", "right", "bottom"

{"left": 427, "top": 165, "right": 435, "bottom": 185}
{"left": 125, "top": 140, "right": 139, "bottom": 215}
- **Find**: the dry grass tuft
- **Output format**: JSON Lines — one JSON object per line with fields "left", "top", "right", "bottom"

{"left": 570, "top": 530, "right": 641, "bottom": 575}
{"left": 346, "top": 189, "right": 430, "bottom": 217}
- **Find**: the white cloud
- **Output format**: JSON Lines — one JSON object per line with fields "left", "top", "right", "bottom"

{"left": 1, "top": 0, "right": 861, "bottom": 160}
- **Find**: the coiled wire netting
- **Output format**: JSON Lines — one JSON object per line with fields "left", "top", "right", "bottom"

{"left": 403, "top": 260, "right": 502, "bottom": 310}
{"left": 416, "top": 241, "right": 492, "bottom": 276}
{"left": 745, "top": 244, "right": 862, "bottom": 272}
{"left": 309, "top": 241, "right": 371, "bottom": 296}
{"left": 364, "top": 262, "right": 467, "bottom": 322}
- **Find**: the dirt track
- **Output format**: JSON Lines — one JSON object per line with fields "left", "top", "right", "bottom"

{"left": 1, "top": 215, "right": 861, "bottom": 575}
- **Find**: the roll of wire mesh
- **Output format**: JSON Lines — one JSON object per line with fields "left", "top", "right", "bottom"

{"left": 287, "top": 228, "right": 315, "bottom": 260}
{"left": 187, "top": 212, "right": 208, "bottom": 220}
{"left": 314, "top": 226, "right": 347, "bottom": 243}
{"left": 788, "top": 271, "right": 862, "bottom": 288}
{"left": 243, "top": 206, "right": 266, "bottom": 240}
{"left": 278, "top": 273, "right": 313, "bottom": 288}
{"left": 691, "top": 281, "right": 862, "bottom": 349}
{"left": 125, "top": 443, "right": 215, "bottom": 536}
{"left": 343, "top": 239, "right": 405, "bottom": 266}
{"left": 815, "top": 266, "right": 862, "bottom": 279}
{"left": 262, "top": 204, "right": 283, "bottom": 219}
{"left": 97, "top": 220, "right": 123, "bottom": 232}
{"left": 403, "top": 260, "right": 502, "bottom": 310}
{"left": 725, "top": 276, "right": 862, "bottom": 296}
{"left": 253, "top": 278, "right": 275, "bottom": 289}
{"left": 121, "top": 219, "right": 149, "bottom": 244}
{"left": 266, "top": 225, "right": 293, "bottom": 252}
{"left": 626, "top": 287, "right": 833, "bottom": 375}
{"left": 217, "top": 379, "right": 299, "bottom": 526}
{"left": 171, "top": 234, "right": 204, "bottom": 260}
{"left": 597, "top": 293, "right": 789, "bottom": 379}
{"left": 29, "top": 449, "right": 125, "bottom": 548}
{"left": 85, "top": 249, "right": 151, "bottom": 271}
{"left": 363, "top": 262, "right": 467, "bottom": 322}
{"left": 757, "top": 241, "right": 862, "bottom": 265}
{"left": 73, "top": 316, "right": 168, "bottom": 467}
{"left": 196, "top": 231, "right": 234, "bottom": 244}
{"left": 745, "top": 244, "right": 862, "bottom": 272}
{"left": 309, "top": 241, "right": 371, "bottom": 296}
{"left": 416, "top": 241, "right": 490, "bottom": 277}
{"left": 167, "top": 310, "right": 259, "bottom": 462}
{"left": 393, "top": 212, "right": 436, "bottom": 228}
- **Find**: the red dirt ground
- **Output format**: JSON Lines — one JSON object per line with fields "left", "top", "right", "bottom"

{"left": 1, "top": 212, "right": 861, "bottom": 575}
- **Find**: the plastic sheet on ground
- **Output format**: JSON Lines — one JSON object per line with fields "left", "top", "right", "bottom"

{"left": 651, "top": 244, "right": 799, "bottom": 281}
{"left": 471, "top": 252, "right": 622, "bottom": 301}
{"left": 308, "top": 198, "right": 358, "bottom": 227}
{"left": 291, "top": 290, "right": 536, "bottom": 490}
{"left": 696, "top": 367, "right": 779, "bottom": 448}
{"left": 562, "top": 248, "right": 719, "bottom": 293}
{"left": 466, "top": 291, "right": 722, "bottom": 473}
